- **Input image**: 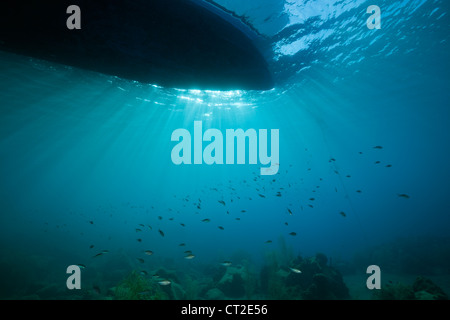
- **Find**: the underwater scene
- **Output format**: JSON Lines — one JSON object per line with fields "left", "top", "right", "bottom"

{"left": 0, "top": 0, "right": 449, "bottom": 301}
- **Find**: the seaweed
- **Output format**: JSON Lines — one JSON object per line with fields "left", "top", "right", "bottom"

{"left": 113, "top": 271, "right": 168, "bottom": 300}
{"left": 261, "top": 252, "right": 349, "bottom": 300}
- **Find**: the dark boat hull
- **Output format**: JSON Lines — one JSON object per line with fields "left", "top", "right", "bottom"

{"left": 0, "top": 0, "right": 273, "bottom": 90}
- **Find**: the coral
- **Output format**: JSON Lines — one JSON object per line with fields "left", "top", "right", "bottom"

{"left": 412, "top": 276, "right": 448, "bottom": 300}
{"left": 314, "top": 253, "right": 328, "bottom": 268}
{"left": 204, "top": 265, "right": 226, "bottom": 283}
{"left": 299, "top": 268, "right": 349, "bottom": 300}
{"left": 217, "top": 265, "right": 246, "bottom": 298}
{"left": 261, "top": 252, "right": 349, "bottom": 300}
{"left": 267, "top": 278, "right": 290, "bottom": 300}
{"left": 372, "top": 276, "right": 448, "bottom": 300}
{"left": 289, "top": 254, "right": 349, "bottom": 299}
{"left": 205, "top": 288, "right": 225, "bottom": 300}
{"left": 414, "top": 291, "right": 437, "bottom": 300}
{"left": 221, "top": 273, "right": 245, "bottom": 298}
{"left": 372, "top": 282, "right": 415, "bottom": 300}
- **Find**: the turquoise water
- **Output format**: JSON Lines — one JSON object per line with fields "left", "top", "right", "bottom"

{"left": 0, "top": 0, "right": 449, "bottom": 299}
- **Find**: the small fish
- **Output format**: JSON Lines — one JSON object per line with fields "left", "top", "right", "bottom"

{"left": 184, "top": 254, "right": 195, "bottom": 260}
{"left": 398, "top": 194, "right": 410, "bottom": 199}
{"left": 221, "top": 261, "right": 232, "bottom": 267}
{"left": 101, "top": 250, "right": 109, "bottom": 253}
{"left": 289, "top": 267, "right": 302, "bottom": 274}
{"left": 284, "top": 222, "right": 288, "bottom": 226}
{"left": 356, "top": 190, "right": 362, "bottom": 193}
{"left": 184, "top": 250, "right": 192, "bottom": 254}
{"left": 169, "top": 217, "right": 174, "bottom": 221}
{"left": 329, "top": 158, "right": 336, "bottom": 162}
{"left": 148, "top": 225, "right": 152, "bottom": 230}
{"left": 137, "top": 258, "right": 145, "bottom": 263}
{"left": 265, "top": 240, "right": 272, "bottom": 244}
{"left": 179, "top": 243, "right": 186, "bottom": 247}
{"left": 137, "top": 238, "right": 142, "bottom": 242}
{"left": 144, "top": 250, "right": 153, "bottom": 256}
{"left": 89, "top": 221, "right": 94, "bottom": 225}
{"left": 218, "top": 200, "right": 226, "bottom": 206}
{"left": 136, "top": 228, "right": 142, "bottom": 232}
{"left": 89, "top": 245, "right": 94, "bottom": 249}
{"left": 373, "top": 146, "right": 383, "bottom": 149}
{"left": 289, "top": 232, "right": 297, "bottom": 236}
{"left": 158, "top": 280, "right": 171, "bottom": 286}
{"left": 180, "top": 223, "right": 186, "bottom": 227}
{"left": 241, "top": 210, "right": 246, "bottom": 213}
{"left": 202, "top": 219, "right": 211, "bottom": 223}
{"left": 158, "top": 216, "right": 163, "bottom": 220}
{"left": 287, "top": 208, "right": 293, "bottom": 215}
{"left": 386, "top": 164, "right": 392, "bottom": 168}
{"left": 235, "top": 218, "right": 241, "bottom": 221}
{"left": 346, "top": 175, "right": 351, "bottom": 178}
{"left": 309, "top": 198, "right": 315, "bottom": 201}
{"left": 375, "top": 161, "right": 381, "bottom": 164}
{"left": 308, "top": 204, "right": 314, "bottom": 208}
{"left": 218, "top": 226, "right": 224, "bottom": 230}
{"left": 138, "top": 224, "right": 145, "bottom": 227}
{"left": 258, "top": 194, "right": 266, "bottom": 198}
{"left": 339, "top": 211, "right": 347, "bottom": 217}
{"left": 77, "top": 264, "right": 86, "bottom": 269}
{"left": 93, "top": 253, "right": 104, "bottom": 258}
{"left": 158, "top": 229, "right": 165, "bottom": 237}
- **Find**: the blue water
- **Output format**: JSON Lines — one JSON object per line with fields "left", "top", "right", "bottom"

{"left": 0, "top": 0, "right": 449, "bottom": 299}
